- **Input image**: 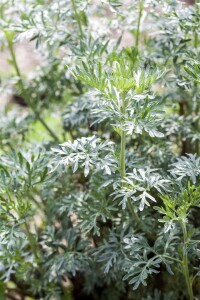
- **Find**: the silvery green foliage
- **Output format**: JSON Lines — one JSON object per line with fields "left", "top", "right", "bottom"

{"left": 170, "top": 154, "right": 200, "bottom": 184}
{"left": 122, "top": 233, "right": 176, "bottom": 290}
{"left": 0, "top": 149, "right": 51, "bottom": 192}
{"left": 3, "top": 1, "right": 80, "bottom": 45}
{"left": 161, "top": 113, "right": 199, "bottom": 141}
{"left": 0, "top": 149, "right": 51, "bottom": 285}
{"left": 2, "top": 0, "right": 120, "bottom": 53}
{"left": 1, "top": 0, "right": 200, "bottom": 299}
{"left": 113, "top": 168, "right": 170, "bottom": 211}
{"left": 52, "top": 135, "right": 117, "bottom": 176}
{"left": 62, "top": 91, "right": 103, "bottom": 132}
{"left": 92, "top": 229, "right": 127, "bottom": 277}
{"left": 0, "top": 110, "right": 32, "bottom": 146}
{"left": 73, "top": 61, "right": 164, "bottom": 138}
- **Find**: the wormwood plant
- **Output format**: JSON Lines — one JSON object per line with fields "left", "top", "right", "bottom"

{"left": 0, "top": 0, "right": 200, "bottom": 299}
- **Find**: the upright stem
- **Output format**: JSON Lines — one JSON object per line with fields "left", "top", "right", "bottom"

{"left": 194, "top": 32, "right": 198, "bottom": 49}
{"left": 180, "top": 221, "right": 194, "bottom": 300}
{"left": 194, "top": 0, "right": 199, "bottom": 154}
{"left": 135, "top": 0, "right": 143, "bottom": 51}
{"left": 120, "top": 96, "right": 127, "bottom": 180}
{"left": 120, "top": 130, "right": 126, "bottom": 179}
{"left": 71, "top": 0, "right": 83, "bottom": 38}
{"left": 120, "top": 95, "right": 140, "bottom": 223}
{"left": 195, "top": 97, "right": 199, "bottom": 155}
{"left": 194, "top": 0, "right": 198, "bottom": 48}
{"left": 5, "top": 32, "right": 60, "bottom": 143}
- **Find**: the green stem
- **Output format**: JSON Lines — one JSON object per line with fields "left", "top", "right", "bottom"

{"left": 135, "top": 0, "right": 143, "bottom": 51}
{"left": 120, "top": 95, "right": 127, "bottom": 180}
{"left": 120, "top": 130, "right": 126, "bottom": 179}
{"left": 0, "top": 282, "right": 6, "bottom": 300}
{"left": 180, "top": 221, "right": 194, "bottom": 300}
{"left": 36, "top": 112, "right": 61, "bottom": 142}
{"left": 194, "top": 32, "right": 198, "bottom": 49}
{"left": 5, "top": 32, "right": 60, "bottom": 143}
{"left": 194, "top": 0, "right": 199, "bottom": 154}
{"left": 71, "top": 0, "right": 83, "bottom": 38}
{"left": 120, "top": 96, "right": 140, "bottom": 223}
{"left": 195, "top": 97, "right": 199, "bottom": 155}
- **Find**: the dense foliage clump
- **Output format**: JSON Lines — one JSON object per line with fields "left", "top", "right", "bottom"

{"left": 0, "top": 0, "right": 200, "bottom": 299}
